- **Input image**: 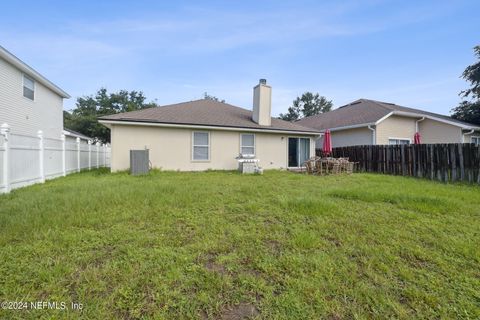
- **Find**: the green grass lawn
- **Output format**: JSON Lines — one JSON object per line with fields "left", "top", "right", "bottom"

{"left": 0, "top": 169, "right": 479, "bottom": 319}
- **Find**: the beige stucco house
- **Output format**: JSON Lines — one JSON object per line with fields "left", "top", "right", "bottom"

{"left": 297, "top": 99, "right": 480, "bottom": 148}
{"left": 99, "top": 80, "right": 320, "bottom": 171}
{"left": 0, "top": 45, "right": 70, "bottom": 139}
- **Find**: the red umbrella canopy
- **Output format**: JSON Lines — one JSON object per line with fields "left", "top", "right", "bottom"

{"left": 323, "top": 129, "right": 332, "bottom": 155}
{"left": 414, "top": 132, "right": 421, "bottom": 144}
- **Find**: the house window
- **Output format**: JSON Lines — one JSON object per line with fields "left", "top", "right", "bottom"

{"left": 472, "top": 136, "right": 480, "bottom": 145}
{"left": 192, "top": 131, "right": 210, "bottom": 161}
{"left": 388, "top": 138, "right": 410, "bottom": 145}
{"left": 240, "top": 133, "right": 255, "bottom": 156}
{"left": 23, "top": 75, "right": 35, "bottom": 100}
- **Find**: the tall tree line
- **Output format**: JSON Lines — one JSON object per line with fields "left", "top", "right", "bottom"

{"left": 279, "top": 92, "right": 333, "bottom": 121}
{"left": 451, "top": 45, "right": 480, "bottom": 125}
{"left": 64, "top": 88, "right": 158, "bottom": 143}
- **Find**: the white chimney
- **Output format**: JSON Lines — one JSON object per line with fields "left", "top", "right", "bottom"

{"left": 252, "top": 79, "right": 272, "bottom": 126}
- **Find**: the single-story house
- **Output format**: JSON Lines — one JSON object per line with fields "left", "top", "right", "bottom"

{"left": 0, "top": 45, "right": 70, "bottom": 139}
{"left": 63, "top": 128, "right": 93, "bottom": 143}
{"left": 296, "top": 99, "right": 480, "bottom": 148}
{"left": 99, "top": 80, "right": 320, "bottom": 171}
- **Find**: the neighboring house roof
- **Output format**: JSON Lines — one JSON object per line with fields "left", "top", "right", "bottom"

{"left": 63, "top": 128, "right": 92, "bottom": 141}
{"left": 99, "top": 99, "right": 320, "bottom": 134}
{"left": 0, "top": 45, "right": 70, "bottom": 99}
{"left": 296, "top": 98, "right": 480, "bottom": 131}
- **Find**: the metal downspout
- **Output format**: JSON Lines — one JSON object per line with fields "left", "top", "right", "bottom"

{"left": 462, "top": 129, "right": 475, "bottom": 143}
{"left": 367, "top": 125, "right": 375, "bottom": 144}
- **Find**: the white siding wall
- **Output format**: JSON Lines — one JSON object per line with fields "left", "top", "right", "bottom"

{"left": 0, "top": 58, "right": 64, "bottom": 139}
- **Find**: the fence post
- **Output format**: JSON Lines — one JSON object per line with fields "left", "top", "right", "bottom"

{"left": 76, "top": 137, "right": 81, "bottom": 172}
{"left": 96, "top": 142, "right": 100, "bottom": 169}
{"left": 103, "top": 144, "right": 107, "bottom": 167}
{"left": 1, "top": 123, "right": 10, "bottom": 193}
{"left": 61, "top": 134, "right": 66, "bottom": 176}
{"left": 37, "top": 130, "right": 45, "bottom": 183}
{"left": 88, "top": 140, "right": 92, "bottom": 169}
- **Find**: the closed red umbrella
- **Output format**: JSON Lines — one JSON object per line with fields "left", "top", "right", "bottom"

{"left": 323, "top": 129, "right": 332, "bottom": 156}
{"left": 414, "top": 132, "right": 421, "bottom": 144}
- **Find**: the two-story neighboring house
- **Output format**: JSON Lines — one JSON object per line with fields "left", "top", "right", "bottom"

{"left": 0, "top": 45, "right": 70, "bottom": 139}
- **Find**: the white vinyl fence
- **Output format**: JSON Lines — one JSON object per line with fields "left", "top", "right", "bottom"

{"left": 0, "top": 123, "right": 110, "bottom": 194}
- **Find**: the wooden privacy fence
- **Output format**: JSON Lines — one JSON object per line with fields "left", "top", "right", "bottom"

{"left": 317, "top": 144, "right": 480, "bottom": 184}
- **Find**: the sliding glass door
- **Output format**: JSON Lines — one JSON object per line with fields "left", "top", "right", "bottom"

{"left": 288, "top": 138, "right": 310, "bottom": 167}
{"left": 298, "top": 138, "right": 310, "bottom": 165}
{"left": 288, "top": 138, "right": 299, "bottom": 167}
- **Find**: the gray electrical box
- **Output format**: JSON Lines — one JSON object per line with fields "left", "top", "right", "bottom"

{"left": 130, "top": 149, "right": 149, "bottom": 175}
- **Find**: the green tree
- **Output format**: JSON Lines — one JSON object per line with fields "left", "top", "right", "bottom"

{"left": 203, "top": 92, "right": 225, "bottom": 103}
{"left": 279, "top": 92, "right": 333, "bottom": 121}
{"left": 451, "top": 45, "right": 480, "bottom": 125}
{"left": 64, "top": 88, "right": 158, "bottom": 143}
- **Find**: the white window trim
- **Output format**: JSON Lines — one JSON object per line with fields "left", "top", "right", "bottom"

{"left": 240, "top": 133, "right": 255, "bottom": 156}
{"left": 22, "top": 74, "right": 35, "bottom": 101}
{"left": 388, "top": 137, "right": 411, "bottom": 145}
{"left": 471, "top": 136, "right": 480, "bottom": 145}
{"left": 191, "top": 131, "right": 210, "bottom": 162}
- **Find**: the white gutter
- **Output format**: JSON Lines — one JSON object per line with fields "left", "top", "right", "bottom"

{"left": 315, "top": 132, "right": 324, "bottom": 144}
{"left": 462, "top": 129, "right": 475, "bottom": 143}
{"left": 391, "top": 111, "right": 478, "bottom": 130}
{"left": 367, "top": 125, "right": 376, "bottom": 144}
{"left": 415, "top": 117, "right": 425, "bottom": 132}
{"left": 340, "top": 110, "right": 479, "bottom": 133}
{"left": 375, "top": 112, "right": 394, "bottom": 125}
{"left": 327, "top": 122, "right": 376, "bottom": 132}
{"left": 99, "top": 119, "right": 321, "bottom": 136}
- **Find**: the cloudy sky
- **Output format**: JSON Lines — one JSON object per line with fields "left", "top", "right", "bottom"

{"left": 1, "top": 0, "right": 479, "bottom": 116}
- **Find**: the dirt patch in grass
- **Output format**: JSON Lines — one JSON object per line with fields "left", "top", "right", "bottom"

{"left": 263, "top": 216, "right": 281, "bottom": 226}
{"left": 200, "top": 298, "right": 261, "bottom": 320}
{"left": 323, "top": 235, "right": 342, "bottom": 247}
{"left": 205, "top": 260, "right": 228, "bottom": 275}
{"left": 219, "top": 302, "right": 260, "bottom": 320}
{"left": 202, "top": 253, "right": 229, "bottom": 276}
{"left": 326, "top": 313, "right": 343, "bottom": 320}
{"left": 265, "top": 239, "right": 282, "bottom": 256}
{"left": 400, "top": 252, "right": 433, "bottom": 269}
{"left": 202, "top": 253, "right": 263, "bottom": 277}
{"left": 238, "top": 256, "right": 263, "bottom": 278}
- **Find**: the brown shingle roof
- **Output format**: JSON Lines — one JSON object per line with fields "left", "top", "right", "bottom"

{"left": 99, "top": 99, "right": 319, "bottom": 134}
{"left": 296, "top": 99, "right": 479, "bottom": 130}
